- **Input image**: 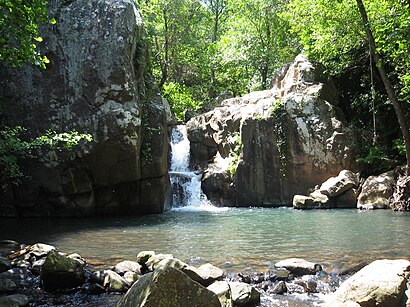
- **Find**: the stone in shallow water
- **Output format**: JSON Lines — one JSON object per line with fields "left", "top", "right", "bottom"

{"left": 0, "top": 256, "right": 12, "bottom": 273}
{"left": 0, "top": 294, "right": 29, "bottom": 307}
{"left": 117, "top": 266, "right": 221, "bottom": 307}
{"left": 0, "top": 278, "right": 17, "bottom": 293}
{"left": 207, "top": 280, "right": 233, "bottom": 307}
{"left": 275, "top": 258, "right": 322, "bottom": 276}
{"left": 198, "top": 263, "right": 225, "bottom": 286}
{"left": 103, "top": 270, "right": 129, "bottom": 292}
{"left": 114, "top": 260, "right": 142, "bottom": 275}
{"left": 271, "top": 281, "right": 287, "bottom": 294}
{"left": 229, "top": 281, "right": 260, "bottom": 306}
{"left": 40, "top": 250, "right": 85, "bottom": 292}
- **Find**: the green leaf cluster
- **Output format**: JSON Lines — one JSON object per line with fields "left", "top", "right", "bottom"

{"left": 0, "top": 0, "right": 53, "bottom": 68}
{"left": 162, "top": 82, "right": 203, "bottom": 122}
{"left": 0, "top": 126, "right": 92, "bottom": 185}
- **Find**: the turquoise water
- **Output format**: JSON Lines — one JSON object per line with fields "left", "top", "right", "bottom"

{"left": 1, "top": 207, "right": 409, "bottom": 272}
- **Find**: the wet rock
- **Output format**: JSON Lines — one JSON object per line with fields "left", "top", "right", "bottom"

{"left": 90, "top": 270, "right": 106, "bottom": 285}
{"left": 293, "top": 193, "right": 333, "bottom": 209}
{"left": 136, "top": 251, "right": 156, "bottom": 265}
{"left": 207, "top": 280, "right": 233, "bottom": 307}
{"left": 103, "top": 270, "right": 129, "bottom": 292}
{"left": 30, "top": 243, "right": 55, "bottom": 258}
{"left": 229, "top": 281, "right": 260, "bottom": 306}
{"left": 0, "top": 294, "right": 29, "bottom": 307}
{"left": 0, "top": 257, "right": 12, "bottom": 273}
{"left": 357, "top": 170, "right": 396, "bottom": 209}
{"left": 11, "top": 260, "right": 30, "bottom": 269}
{"left": 328, "top": 259, "right": 410, "bottom": 306}
{"left": 67, "top": 253, "right": 86, "bottom": 266}
{"left": 275, "top": 258, "right": 322, "bottom": 276}
{"left": 114, "top": 260, "right": 142, "bottom": 275}
{"left": 267, "top": 269, "right": 292, "bottom": 281}
{"left": 198, "top": 263, "right": 225, "bottom": 286}
{"left": 82, "top": 282, "right": 106, "bottom": 295}
{"left": 0, "top": 278, "right": 17, "bottom": 293}
{"left": 117, "top": 266, "right": 221, "bottom": 307}
{"left": 337, "top": 262, "right": 368, "bottom": 276}
{"left": 123, "top": 271, "right": 140, "bottom": 286}
{"left": 40, "top": 250, "right": 85, "bottom": 292}
{"left": 153, "top": 257, "right": 205, "bottom": 286}
{"left": 0, "top": 268, "right": 34, "bottom": 287}
{"left": 238, "top": 272, "right": 251, "bottom": 284}
{"left": 271, "top": 281, "right": 287, "bottom": 294}
{"left": 306, "top": 278, "right": 318, "bottom": 293}
{"left": 144, "top": 253, "right": 173, "bottom": 271}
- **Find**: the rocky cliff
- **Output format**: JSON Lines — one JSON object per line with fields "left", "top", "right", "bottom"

{"left": 187, "top": 55, "right": 357, "bottom": 206}
{"left": 0, "top": 0, "right": 169, "bottom": 216}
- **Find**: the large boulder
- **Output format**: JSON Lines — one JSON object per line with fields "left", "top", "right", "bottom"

{"left": 293, "top": 170, "right": 359, "bottom": 209}
{"left": 187, "top": 55, "right": 356, "bottom": 206}
{"left": 357, "top": 170, "right": 396, "bottom": 209}
{"left": 327, "top": 259, "right": 410, "bottom": 307}
{"left": 0, "top": 0, "right": 168, "bottom": 217}
{"left": 40, "top": 250, "right": 85, "bottom": 292}
{"left": 117, "top": 266, "right": 221, "bottom": 307}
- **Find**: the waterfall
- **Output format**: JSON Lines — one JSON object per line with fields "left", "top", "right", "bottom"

{"left": 169, "top": 125, "right": 210, "bottom": 208}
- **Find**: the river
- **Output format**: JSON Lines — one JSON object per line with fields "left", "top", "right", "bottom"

{"left": 1, "top": 207, "right": 409, "bottom": 273}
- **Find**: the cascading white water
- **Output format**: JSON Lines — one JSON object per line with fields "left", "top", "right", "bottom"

{"left": 169, "top": 125, "right": 210, "bottom": 208}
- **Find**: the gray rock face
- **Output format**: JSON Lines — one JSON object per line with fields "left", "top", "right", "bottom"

{"left": 117, "top": 266, "right": 221, "bottom": 307}
{"left": 327, "top": 259, "right": 410, "bottom": 307}
{"left": 187, "top": 55, "right": 356, "bottom": 206}
{"left": 0, "top": 0, "right": 168, "bottom": 217}
{"left": 357, "top": 170, "right": 396, "bottom": 209}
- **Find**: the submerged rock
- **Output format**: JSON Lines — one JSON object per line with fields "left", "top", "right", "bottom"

{"left": 117, "top": 266, "right": 221, "bottom": 307}
{"left": 327, "top": 259, "right": 410, "bottom": 306}
{"left": 357, "top": 170, "right": 396, "bottom": 209}
{"left": 275, "top": 258, "right": 322, "bottom": 276}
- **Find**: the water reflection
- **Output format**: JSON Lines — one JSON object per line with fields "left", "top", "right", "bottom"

{"left": 1, "top": 208, "right": 409, "bottom": 272}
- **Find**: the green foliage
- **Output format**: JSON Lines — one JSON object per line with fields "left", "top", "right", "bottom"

{"left": 394, "top": 138, "right": 406, "bottom": 157}
{"left": 162, "top": 82, "right": 203, "bottom": 122}
{"left": 0, "top": 0, "right": 53, "bottom": 68}
{"left": 0, "top": 126, "right": 92, "bottom": 185}
{"left": 356, "top": 143, "right": 392, "bottom": 174}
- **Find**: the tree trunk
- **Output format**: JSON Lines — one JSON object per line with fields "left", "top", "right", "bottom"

{"left": 356, "top": 0, "right": 410, "bottom": 171}
{"left": 159, "top": 4, "right": 169, "bottom": 89}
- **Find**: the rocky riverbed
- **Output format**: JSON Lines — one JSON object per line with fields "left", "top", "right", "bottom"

{"left": 0, "top": 241, "right": 409, "bottom": 306}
